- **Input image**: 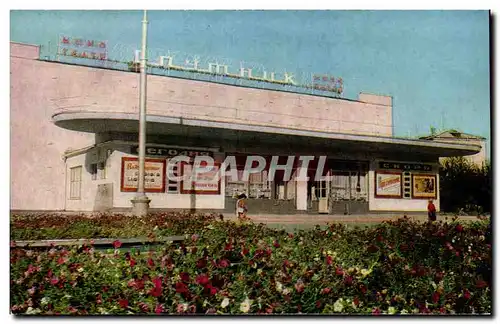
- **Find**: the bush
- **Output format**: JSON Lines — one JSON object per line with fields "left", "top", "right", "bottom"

{"left": 10, "top": 216, "right": 491, "bottom": 315}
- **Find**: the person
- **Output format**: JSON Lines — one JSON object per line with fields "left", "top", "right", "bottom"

{"left": 427, "top": 199, "right": 436, "bottom": 221}
{"left": 236, "top": 193, "right": 248, "bottom": 220}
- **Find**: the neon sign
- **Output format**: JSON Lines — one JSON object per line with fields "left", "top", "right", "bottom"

{"left": 134, "top": 50, "right": 297, "bottom": 86}
{"left": 58, "top": 35, "right": 108, "bottom": 60}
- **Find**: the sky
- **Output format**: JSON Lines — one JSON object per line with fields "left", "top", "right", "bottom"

{"left": 10, "top": 10, "right": 490, "bottom": 156}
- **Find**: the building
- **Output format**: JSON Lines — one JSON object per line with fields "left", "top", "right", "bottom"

{"left": 10, "top": 41, "right": 481, "bottom": 214}
{"left": 419, "top": 130, "right": 488, "bottom": 167}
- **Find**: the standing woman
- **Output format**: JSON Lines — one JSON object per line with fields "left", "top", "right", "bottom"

{"left": 236, "top": 193, "right": 248, "bottom": 220}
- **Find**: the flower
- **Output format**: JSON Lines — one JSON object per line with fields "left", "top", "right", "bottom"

{"left": 191, "top": 234, "right": 199, "bottom": 242}
{"left": 388, "top": 306, "right": 397, "bottom": 314}
{"left": 118, "top": 299, "right": 129, "bottom": 309}
{"left": 476, "top": 280, "right": 488, "bottom": 289}
{"left": 273, "top": 240, "right": 280, "bottom": 248}
{"left": 463, "top": 289, "right": 471, "bottom": 300}
{"left": 295, "top": 281, "right": 305, "bottom": 293}
{"left": 275, "top": 281, "right": 283, "bottom": 292}
{"left": 456, "top": 224, "right": 464, "bottom": 232}
{"left": 320, "top": 287, "right": 331, "bottom": 295}
{"left": 177, "top": 303, "right": 188, "bottom": 313}
{"left": 326, "top": 256, "right": 333, "bottom": 265}
{"left": 219, "top": 259, "right": 230, "bottom": 268}
{"left": 221, "top": 297, "right": 230, "bottom": 308}
{"left": 112, "top": 240, "right": 122, "bottom": 249}
{"left": 196, "top": 274, "right": 210, "bottom": 286}
{"left": 344, "top": 276, "right": 353, "bottom": 286}
{"left": 180, "top": 272, "right": 190, "bottom": 282}
{"left": 129, "top": 259, "right": 137, "bottom": 267}
{"left": 196, "top": 258, "right": 207, "bottom": 269}
{"left": 432, "top": 292, "right": 440, "bottom": 304}
{"left": 360, "top": 268, "right": 372, "bottom": 277}
{"left": 40, "top": 297, "right": 50, "bottom": 306}
{"left": 155, "top": 304, "right": 165, "bottom": 314}
{"left": 372, "top": 307, "right": 381, "bottom": 315}
{"left": 240, "top": 297, "right": 252, "bottom": 313}
{"left": 147, "top": 258, "right": 155, "bottom": 267}
{"left": 335, "top": 267, "right": 344, "bottom": 276}
{"left": 333, "top": 298, "right": 344, "bottom": 312}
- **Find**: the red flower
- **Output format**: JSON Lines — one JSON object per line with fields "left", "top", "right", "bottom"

{"left": 118, "top": 299, "right": 129, "bottom": 309}
{"left": 315, "top": 300, "right": 322, "bottom": 309}
{"left": 284, "top": 260, "right": 291, "bottom": 268}
{"left": 288, "top": 233, "right": 294, "bottom": 239}
{"left": 439, "top": 307, "right": 446, "bottom": 314}
{"left": 149, "top": 276, "right": 162, "bottom": 297}
{"left": 191, "top": 234, "right": 199, "bottom": 242}
{"left": 113, "top": 240, "right": 122, "bottom": 249}
{"left": 196, "top": 274, "right": 210, "bottom": 286}
{"left": 196, "top": 258, "right": 207, "bottom": 269}
{"left": 273, "top": 241, "right": 280, "bottom": 248}
{"left": 129, "top": 258, "right": 137, "bottom": 267}
{"left": 10, "top": 241, "right": 16, "bottom": 248}
{"left": 456, "top": 224, "right": 464, "bottom": 232}
{"left": 326, "top": 256, "right": 333, "bottom": 265}
{"left": 359, "top": 284, "right": 367, "bottom": 294}
{"left": 57, "top": 257, "right": 66, "bottom": 265}
{"left": 147, "top": 258, "right": 155, "bottom": 268}
{"left": 372, "top": 307, "right": 381, "bottom": 315}
{"left": 476, "top": 280, "right": 488, "bottom": 289}
{"left": 335, "top": 267, "right": 344, "bottom": 276}
{"left": 155, "top": 304, "right": 165, "bottom": 314}
{"left": 376, "top": 234, "right": 384, "bottom": 242}
{"left": 241, "top": 247, "right": 249, "bottom": 256}
{"left": 353, "top": 296, "right": 360, "bottom": 306}
{"left": 455, "top": 251, "right": 460, "bottom": 257}
{"left": 320, "top": 287, "right": 331, "bottom": 295}
{"left": 96, "top": 294, "right": 102, "bottom": 304}
{"left": 463, "top": 289, "right": 471, "bottom": 300}
{"left": 344, "top": 276, "right": 353, "bottom": 286}
{"left": 224, "top": 243, "right": 233, "bottom": 251}
{"left": 219, "top": 259, "right": 230, "bottom": 268}
{"left": 175, "top": 282, "right": 188, "bottom": 294}
{"left": 50, "top": 277, "right": 59, "bottom": 285}
{"left": 432, "top": 292, "right": 440, "bottom": 304}
{"left": 180, "top": 272, "right": 190, "bottom": 282}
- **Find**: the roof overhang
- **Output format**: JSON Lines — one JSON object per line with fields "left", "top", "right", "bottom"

{"left": 53, "top": 112, "right": 481, "bottom": 158}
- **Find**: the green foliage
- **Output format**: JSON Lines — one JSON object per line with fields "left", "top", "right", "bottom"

{"left": 440, "top": 157, "right": 491, "bottom": 214}
{"left": 10, "top": 215, "right": 491, "bottom": 315}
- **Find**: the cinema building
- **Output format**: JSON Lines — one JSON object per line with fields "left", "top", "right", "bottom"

{"left": 10, "top": 41, "right": 481, "bottom": 215}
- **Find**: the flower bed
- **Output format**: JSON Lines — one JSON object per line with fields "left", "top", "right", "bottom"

{"left": 10, "top": 216, "right": 491, "bottom": 315}
{"left": 10, "top": 212, "right": 220, "bottom": 241}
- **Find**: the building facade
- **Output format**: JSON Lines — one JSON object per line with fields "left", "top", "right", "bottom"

{"left": 10, "top": 42, "right": 481, "bottom": 214}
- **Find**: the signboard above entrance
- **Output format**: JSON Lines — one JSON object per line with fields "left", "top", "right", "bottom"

{"left": 379, "top": 162, "right": 432, "bottom": 172}
{"left": 132, "top": 146, "right": 213, "bottom": 158}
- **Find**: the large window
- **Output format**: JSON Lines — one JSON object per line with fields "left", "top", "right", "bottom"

{"left": 69, "top": 166, "right": 82, "bottom": 200}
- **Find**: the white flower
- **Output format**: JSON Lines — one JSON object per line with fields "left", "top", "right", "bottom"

{"left": 282, "top": 288, "right": 290, "bottom": 295}
{"left": 401, "top": 309, "right": 409, "bottom": 314}
{"left": 388, "top": 307, "right": 397, "bottom": 314}
{"left": 77, "top": 267, "right": 84, "bottom": 273}
{"left": 25, "top": 307, "right": 41, "bottom": 314}
{"left": 221, "top": 298, "right": 230, "bottom": 308}
{"left": 333, "top": 298, "right": 344, "bottom": 312}
{"left": 276, "top": 281, "right": 283, "bottom": 292}
{"left": 40, "top": 297, "right": 50, "bottom": 306}
{"left": 240, "top": 297, "right": 252, "bottom": 313}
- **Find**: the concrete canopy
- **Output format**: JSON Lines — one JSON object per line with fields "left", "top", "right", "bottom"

{"left": 53, "top": 112, "right": 481, "bottom": 158}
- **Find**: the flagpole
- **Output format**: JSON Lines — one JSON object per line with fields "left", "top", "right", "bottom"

{"left": 132, "top": 9, "right": 151, "bottom": 216}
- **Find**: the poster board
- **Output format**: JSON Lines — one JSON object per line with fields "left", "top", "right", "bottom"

{"left": 180, "top": 162, "right": 221, "bottom": 195}
{"left": 121, "top": 157, "right": 166, "bottom": 193}
{"left": 374, "top": 171, "right": 402, "bottom": 198}
{"left": 412, "top": 174, "right": 437, "bottom": 199}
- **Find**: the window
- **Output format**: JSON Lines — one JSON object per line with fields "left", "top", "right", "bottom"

{"left": 249, "top": 171, "right": 271, "bottom": 198}
{"left": 69, "top": 166, "right": 82, "bottom": 199}
{"left": 90, "top": 164, "right": 98, "bottom": 180}
{"left": 225, "top": 169, "right": 247, "bottom": 197}
{"left": 90, "top": 162, "right": 106, "bottom": 180}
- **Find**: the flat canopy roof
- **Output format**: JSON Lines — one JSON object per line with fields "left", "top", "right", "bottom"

{"left": 53, "top": 112, "right": 481, "bottom": 158}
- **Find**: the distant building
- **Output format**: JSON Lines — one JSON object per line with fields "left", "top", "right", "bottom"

{"left": 419, "top": 130, "right": 487, "bottom": 167}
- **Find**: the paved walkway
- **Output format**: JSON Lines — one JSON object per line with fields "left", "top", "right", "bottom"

{"left": 222, "top": 213, "right": 482, "bottom": 224}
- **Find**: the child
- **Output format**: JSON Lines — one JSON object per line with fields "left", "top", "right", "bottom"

{"left": 427, "top": 199, "right": 436, "bottom": 221}
{"left": 236, "top": 193, "right": 248, "bottom": 220}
